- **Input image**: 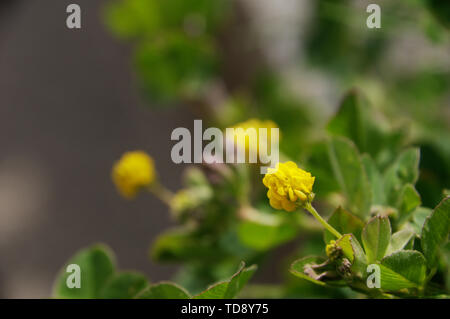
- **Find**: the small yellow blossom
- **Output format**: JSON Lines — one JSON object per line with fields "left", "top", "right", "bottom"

{"left": 112, "top": 151, "right": 155, "bottom": 199}
{"left": 262, "top": 161, "right": 315, "bottom": 212}
{"left": 325, "top": 240, "right": 337, "bottom": 258}
{"left": 231, "top": 118, "right": 278, "bottom": 161}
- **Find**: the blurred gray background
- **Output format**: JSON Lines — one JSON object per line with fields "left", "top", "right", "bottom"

{"left": 0, "top": 0, "right": 193, "bottom": 298}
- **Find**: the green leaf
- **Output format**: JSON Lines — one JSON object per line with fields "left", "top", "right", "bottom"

{"left": 326, "top": 90, "right": 400, "bottom": 161}
{"left": 383, "top": 148, "right": 420, "bottom": 206}
{"left": 289, "top": 256, "right": 327, "bottom": 286}
{"left": 335, "top": 234, "right": 354, "bottom": 262}
{"left": 134, "top": 33, "right": 217, "bottom": 101}
{"left": 444, "top": 242, "right": 450, "bottom": 292}
{"left": 380, "top": 250, "right": 427, "bottom": 291}
{"left": 386, "top": 228, "right": 415, "bottom": 256}
{"left": 362, "top": 154, "right": 385, "bottom": 205}
{"left": 348, "top": 235, "right": 368, "bottom": 278}
{"left": 421, "top": 196, "right": 450, "bottom": 268}
{"left": 411, "top": 207, "right": 433, "bottom": 234}
{"left": 100, "top": 272, "right": 148, "bottom": 299}
{"left": 426, "top": 0, "right": 450, "bottom": 29}
{"left": 328, "top": 136, "right": 372, "bottom": 218}
{"left": 324, "top": 207, "right": 365, "bottom": 244}
{"left": 194, "top": 262, "right": 257, "bottom": 299}
{"left": 136, "top": 282, "right": 191, "bottom": 299}
{"left": 327, "top": 90, "right": 368, "bottom": 152}
{"left": 396, "top": 184, "right": 421, "bottom": 225}
{"left": 53, "top": 244, "right": 115, "bottom": 298}
{"left": 151, "top": 228, "right": 217, "bottom": 262}
{"left": 194, "top": 282, "right": 229, "bottom": 299}
{"left": 103, "top": 0, "right": 161, "bottom": 39}
{"left": 362, "top": 216, "right": 392, "bottom": 263}
{"left": 238, "top": 220, "right": 298, "bottom": 251}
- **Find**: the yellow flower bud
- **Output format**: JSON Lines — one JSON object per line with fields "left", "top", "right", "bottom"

{"left": 112, "top": 151, "right": 156, "bottom": 199}
{"left": 325, "top": 240, "right": 337, "bottom": 258}
{"left": 262, "top": 161, "right": 315, "bottom": 212}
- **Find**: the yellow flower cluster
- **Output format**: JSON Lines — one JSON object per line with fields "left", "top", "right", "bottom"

{"left": 263, "top": 161, "right": 315, "bottom": 212}
{"left": 325, "top": 240, "right": 337, "bottom": 258}
{"left": 112, "top": 151, "right": 155, "bottom": 199}
{"left": 231, "top": 118, "right": 278, "bottom": 159}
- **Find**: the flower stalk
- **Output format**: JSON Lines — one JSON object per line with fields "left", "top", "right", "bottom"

{"left": 303, "top": 202, "right": 342, "bottom": 239}
{"left": 149, "top": 182, "right": 174, "bottom": 206}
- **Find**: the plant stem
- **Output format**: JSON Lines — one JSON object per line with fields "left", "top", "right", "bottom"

{"left": 149, "top": 182, "right": 174, "bottom": 206}
{"left": 304, "top": 202, "right": 342, "bottom": 239}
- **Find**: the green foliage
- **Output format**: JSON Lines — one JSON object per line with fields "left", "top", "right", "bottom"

{"left": 290, "top": 257, "right": 328, "bottom": 287}
{"left": 379, "top": 251, "right": 427, "bottom": 291}
{"left": 134, "top": 34, "right": 218, "bottom": 101}
{"left": 362, "top": 216, "right": 392, "bottom": 263}
{"left": 54, "top": 244, "right": 256, "bottom": 299}
{"left": 194, "top": 262, "right": 257, "bottom": 299}
{"left": 101, "top": 273, "right": 148, "bottom": 299}
{"left": 327, "top": 90, "right": 390, "bottom": 157}
{"left": 53, "top": 244, "right": 116, "bottom": 299}
{"left": 324, "top": 207, "right": 364, "bottom": 244}
{"left": 151, "top": 227, "right": 220, "bottom": 262}
{"left": 426, "top": 0, "right": 450, "bottom": 29}
{"left": 386, "top": 229, "right": 415, "bottom": 256}
{"left": 383, "top": 148, "right": 420, "bottom": 206}
{"left": 55, "top": 0, "right": 450, "bottom": 298}
{"left": 421, "top": 197, "right": 450, "bottom": 268}
{"left": 290, "top": 196, "right": 449, "bottom": 297}
{"left": 104, "top": 0, "right": 228, "bottom": 102}
{"left": 237, "top": 214, "right": 299, "bottom": 251}
{"left": 137, "top": 282, "right": 191, "bottom": 299}
{"left": 327, "top": 136, "right": 372, "bottom": 218}
{"left": 396, "top": 184, "right": 421, "bottom": 226}
{"left": 361, "top": 154, "right": 385, "bottom": 205}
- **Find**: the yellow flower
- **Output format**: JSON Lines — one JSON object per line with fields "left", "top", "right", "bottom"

{"left": 231, "top": 118, "right": 278, "bottom": 161}
{"left": 262, "top": 161, "right": 315, "bottom": 212}
{"left": 112, "top": 151, "right": 156, "bottom": 199}
{"left": 325, "top": 240, "right": 337, "bottom": 258}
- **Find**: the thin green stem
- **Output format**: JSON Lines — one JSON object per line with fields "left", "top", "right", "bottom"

{"left": 304, "top": 202, "right": 342, "bottom": 239}
{"left": 148, "top": 182, "right": 174, "bottom": 206}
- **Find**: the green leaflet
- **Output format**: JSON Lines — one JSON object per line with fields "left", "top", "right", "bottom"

{"left": 324, "top": 206, "right": 365, "bottom": 244}
{"left": 348, "top": 234, "right": 368, "bottom": 278}
{"left": 136, "top": 282, "right": 191, "bottom": 299}
{"left": 380, "top": 250, "right": 427, "bottom": 291}
{"left": 383, "top": 148, "right": 420, "bottom": 206}
{"left": 53, "top": 244, "right": 116, "bottom": 299}
{"left": 290, "top": 256, "right": 328, "bottom": 287}
{"left": 151, "top": 227, "right": 219, "bottom": 262}
{"left": 101, "top": 272, "right": 149, "bottom": 299}
{"left": 386, "top": 228, "right": 415, "bottom": 255}
{"left": 421, "top": 196, "right": 450, "bottom": 268}
{"left": 194, "top": 262, "right": 257, "bottom": 299}
{"left": 362, "top": 154, "right": 385, "bottom": 205}
{"left": 238, "top": 220, "right": 298, "bottom": 251}
{"left": 362, "top": 216, "right": 391, "bottom": 263}
{"left": 328, "top": 136, "right": 372, "bottom": 218}
{"left": 327, "top": 90, "right": 369, "bottom": 153}
{"left": 396, "top": 184, "right": 421, "bottom": 226}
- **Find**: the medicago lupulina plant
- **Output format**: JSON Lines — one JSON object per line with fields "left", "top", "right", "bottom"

{"left": 52, "top": 91, "right": 450, "bottom": 299}
{"left": 46, "top": 0, "right": 450, "bottom": 299}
